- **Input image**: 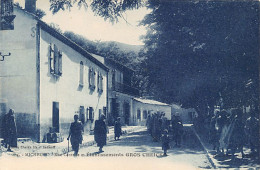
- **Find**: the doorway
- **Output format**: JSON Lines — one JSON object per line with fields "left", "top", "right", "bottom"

{"left": 52, "top": 102, "right": 59, "bottom": 132}
{"left": 124, "top": 102, "right": 130, "bottom": 125}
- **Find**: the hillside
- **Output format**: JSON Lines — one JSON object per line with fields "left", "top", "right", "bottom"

{"left": 102, "top": 41, "right": 143, "bottom": 54}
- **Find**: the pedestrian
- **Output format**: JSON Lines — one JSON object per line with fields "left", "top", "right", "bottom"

{"left": 161, "top": 129, "right": 170, "bottom": 156}
{"left": 209, "top": 111, "right": 219, "bottom": 151}
{"left": 175, "top": 120, "right": 183, "bottom": 147}
{"left": 67, "top": 114, "right": 83, "bottom": 156}
{"left": 245, "top": 110, "right": 259, "bottom": 156}
{"left": 146, "top": 113, "right": 152, "bottom": 134}
{"left": 228, "top": 108, "right": 246, "bottom": 160}
{"left": 3, "top": 109, "right": 17, "bottom": 152}
{"left": 171, "top": 115, "right": 178, "bottom": 145}
{"left": 94, "top": 114, "right": 107, "bottom": 152}
{"left": 218, "top": 110, "right": 230, "bottom": 155}
{"left": 114, "top": 117, "right": 122, "bottom": 141}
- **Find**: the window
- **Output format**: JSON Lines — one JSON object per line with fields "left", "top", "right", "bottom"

{"left": 89, "top": 68, "right": 96, "bottom": 90}
{"left": 97, "top": 72, "right": 103, "bottom": 93}
{"left": 143, "top": 110, "right": 148, "bottom": 119}
{"left": 79, "top": 106, "right": 85, "bottom": 124}
{"left": 88, "top": 107, "right": 94, "bottom": 121}
{"left": 0, "top": 0, "right": 15, "bottom": 30}
{"left": 137, "top": 109, "right": 141, "bottom": 120}
{"left": 103, "top": 107, "right": 107, "bottom": 117}
{"left": 99, "top": 109, "right": 102, "bottom": 119}
{"left": 49, "top": 44, "right": 62, "bottom": 76}
{"left": 79, "top": 61, "right": 84, "bottom": 86}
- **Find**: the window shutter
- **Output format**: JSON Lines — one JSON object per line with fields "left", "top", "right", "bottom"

{"left": 97, "top": 72, "right": 100, "bottom": 91}
{"left": 49, "top": 44, "right": 55, "bottom": 73}
{"left": 86, "top": 108, "right": 89, "bottom": 121}
{"left": 93, "top": 71, "right": 96, "bottom": 88}
{"left": 89, "top": 68, "right": 92, "bottom": 87}
{"left": 101, "top": 75, "right": 103, "bottom": 91}
{"left": 54, "top": 44, "right": 59, "bottom": 74}
{"left": 58, "top": 50, "right": 62, "bottom": 76}
{"left": 89, "top": 107, "right": 94, "bottom": 120}
{"left": 79, "top": 61, "right": 84, "bottom": 86}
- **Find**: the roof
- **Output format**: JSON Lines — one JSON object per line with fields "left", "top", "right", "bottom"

{"left": 105, "top": 58, "right": 135, "bottom": 73}
{"left": 15, "top": 7, "right": 109, "bottom": 72}
{"left": 133, "top": 98, "right": 170, "bottom": 106}
{"left": 171, "top": 103, "right": 182, "bottom": 110}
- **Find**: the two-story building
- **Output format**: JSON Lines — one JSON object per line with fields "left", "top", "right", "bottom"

{"left": 90, "top": 54, "right": 139, "bottom": 126}
{"left": 0, "top": 0, "right": 108, "bottom": 142}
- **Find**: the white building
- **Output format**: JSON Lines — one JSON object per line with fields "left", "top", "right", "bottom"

{"left": 0, "top": 1, "right": 108, "bottom": 142}
{"left": 171, "top": 104, "right": 198, "bottom": 123}
{"left": 133, "top": 98, "right": 172, "bottom": 126}
{"left": 90, "top": 54, "right": 139, "bottom": 126}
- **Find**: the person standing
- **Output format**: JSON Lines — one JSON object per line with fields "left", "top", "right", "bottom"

{"left": 175, "top": 120, "right": 183, "bottom": 147}
{"left": 228, "top": 108, "right": 246, "bottom": 160}
{"left": 245, "top": 110, "right": 259, "bottom": 155}
{"left": 146, "top": 114, "right": 152, "bottom": 135}
{"left": 3, "top": 109, "right": 17, "bottom": 152}
{"left": 114, "top": 117, "right": 122, "bottom": 141}
{"left": 67, "top": 114, "right": 83, "bottom": 156}
{"left": 94, "top": 114, "right": 107, "bottom": 152}
{"left": 161, "top": 129, "right": 170, "bottom": 156}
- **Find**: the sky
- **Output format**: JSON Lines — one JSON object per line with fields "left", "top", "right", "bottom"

{"left": 14, "top": 0, "right": 151, "bottom": 45}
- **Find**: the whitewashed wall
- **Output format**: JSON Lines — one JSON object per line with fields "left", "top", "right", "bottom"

{"left": 0, "top": 9, "right": 38, "bottom": 138}
{"left": 0, "top": 9, "right": 38, "bottom": 113}
{"left": 132, "top": 101, "right": 171, "bottom": 126}
{"left": 39, "top": 29, "right": 107, "bottom": 141}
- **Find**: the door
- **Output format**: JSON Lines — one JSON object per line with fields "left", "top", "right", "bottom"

{"left": 52, "top": 102, "right": 59, "bottom": 132}
{"left": 124, "top": 102, "right": 130, "bottom": 125}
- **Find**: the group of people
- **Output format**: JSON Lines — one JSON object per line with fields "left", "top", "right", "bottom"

{"left": 1, "top": 109, "right": 17, "bottom": 152}
{"left": 67, "top": 114, "right": 122, "bottom": 156}
{"left": 209, "top": 108, "right": 259, "bottom": 160}
{"left": 146, "top": 112, "right": 184, "bottom": 156}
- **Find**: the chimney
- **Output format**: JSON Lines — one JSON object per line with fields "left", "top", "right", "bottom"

{"left": 25, "top": 0, "right": 37, "bottom": 14}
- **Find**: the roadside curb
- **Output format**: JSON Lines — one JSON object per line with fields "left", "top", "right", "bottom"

{"left": 191, "top": 127, "right": 217, "bottom": 169}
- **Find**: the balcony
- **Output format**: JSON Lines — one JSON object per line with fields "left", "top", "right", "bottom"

{"left": 112, "top": 82, "right": 139, "bottom": 96}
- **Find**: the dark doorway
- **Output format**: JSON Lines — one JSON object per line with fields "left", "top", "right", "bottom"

{"left": 52, "top": 102, "right": 59, "bottom": 132}
{"left": 124, "top": 102, "right": 130, "bottom": 125}
{"left": 112, "top": 98, "right": 119, "bottom": 120}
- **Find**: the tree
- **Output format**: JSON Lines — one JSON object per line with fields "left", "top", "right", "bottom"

{"left": 49, "top": 0, "right": 143, "bottom": 23}
{"left": 139, "top": 1, "right": 259, "bottom": 119}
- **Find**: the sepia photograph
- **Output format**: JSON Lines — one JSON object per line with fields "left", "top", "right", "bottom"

{"left": 0, "top": 0, "right": 259, "bottom": 169}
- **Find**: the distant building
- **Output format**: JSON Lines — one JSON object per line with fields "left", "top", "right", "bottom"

{"left": 171, "top": 104, "right": 198, "bottom": 124}
{"left": 133, "top": 98, "right": 172, "bottom": 126}
{"left": 0, "top": 1, "right": 108, "bottom": 142}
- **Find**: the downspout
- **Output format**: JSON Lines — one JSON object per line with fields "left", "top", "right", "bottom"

{"left": 36, "top": 22, "right": 41, "bottom": 142}
{"left": 106, "top": 69, "right": 109, "bottom": 121}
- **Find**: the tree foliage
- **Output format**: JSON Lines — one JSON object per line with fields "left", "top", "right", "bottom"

{"left": 49, "top": 0, "right": 143, "bottom": 22}
{"left": 140, "top": 1, "right": 259, "bottom": 117}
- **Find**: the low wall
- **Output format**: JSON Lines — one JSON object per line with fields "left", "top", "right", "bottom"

{"left": 15, "top": 113, "right": 37, "bottom": 139}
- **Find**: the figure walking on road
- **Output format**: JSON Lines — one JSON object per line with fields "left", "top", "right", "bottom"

{"left": 94, "top": 114, "right": 107, "bottom": 152}
{"left": 114, "top": 117, "right": 122, "bottom": 140}
{"left": 3, "top": 109, "right": 17, "bottom": 152}
{"left": 161, "top": 129, "right": 170, "bottom": 156}
{"left": 67, "top": 114, "right": 83, "bottom": 156}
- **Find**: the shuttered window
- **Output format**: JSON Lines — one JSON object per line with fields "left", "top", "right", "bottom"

{"left": 89, "top": 68, "right": 96, "bottom": 90}
{"left": 79, "top": 61, "right": 84, "bottom": 86}
{"left": 49, "top": 43, "right": 62, "bottom": 76}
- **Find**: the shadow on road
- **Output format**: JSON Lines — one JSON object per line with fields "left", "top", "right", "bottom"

{"left": 106, "top": 129, "right": 206, "bottom": 156}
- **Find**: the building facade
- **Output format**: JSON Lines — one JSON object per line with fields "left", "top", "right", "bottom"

{"left": 0, "top": 4, "right": 108, "bottom": 142}
{"left": 90, "top": 54, "right": 139, "bottom": 126}
{"left": 133, "top": 98, "right": 172, "bottom": 126}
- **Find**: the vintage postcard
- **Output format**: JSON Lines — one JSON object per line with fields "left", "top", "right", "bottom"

{"left": 0, "top": 0, "right": 259, "bottom": 169}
